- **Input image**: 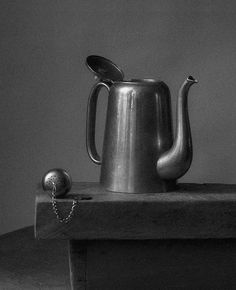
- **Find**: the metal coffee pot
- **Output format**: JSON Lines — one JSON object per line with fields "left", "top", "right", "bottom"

{"left": 86, "top": 55, "right": 198, "bottom": 193}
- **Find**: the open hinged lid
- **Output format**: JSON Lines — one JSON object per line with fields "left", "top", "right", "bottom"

{"left": 86, "top": 55, "right": 124, "bottom": 82}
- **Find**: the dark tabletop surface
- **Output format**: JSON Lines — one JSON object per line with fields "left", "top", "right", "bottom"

{"left": 0, "top": 226, "right": 70, "bottom": 289}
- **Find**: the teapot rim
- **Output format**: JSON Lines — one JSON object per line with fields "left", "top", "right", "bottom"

{"left": 112, "top": 78, "right": 162, "bottom": 85}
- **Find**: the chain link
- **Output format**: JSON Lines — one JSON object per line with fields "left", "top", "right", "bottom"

{"left": 51, "top": 182, "right": 77, "bottom": 223}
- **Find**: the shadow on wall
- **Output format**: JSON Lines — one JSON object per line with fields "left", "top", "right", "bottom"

{"left": 1, "top": 0, "right": 236, "bottom": 234}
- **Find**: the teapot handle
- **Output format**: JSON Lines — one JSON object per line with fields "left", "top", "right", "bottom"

{"left": 86, "top": 81, "right": 110, "bottom": 164}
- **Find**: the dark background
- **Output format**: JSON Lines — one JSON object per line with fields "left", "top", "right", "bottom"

{"left": 1, "top": 0, "right": 236, "bottom": 234}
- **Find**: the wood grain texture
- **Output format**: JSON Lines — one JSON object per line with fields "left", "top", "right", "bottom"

{"left": 68, "top": 241, "right": 87, "bottom": 290}
{"left": 35, "top": 182, "right": 236, "bottom": 240}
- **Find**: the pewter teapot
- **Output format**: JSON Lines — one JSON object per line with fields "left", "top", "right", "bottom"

{"left": 86, "top": 55, "right": 197, "bottom": 193}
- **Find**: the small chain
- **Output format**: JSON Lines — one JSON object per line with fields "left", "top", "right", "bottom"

{"left": 51, "top": 182, "right": 77, "bottom": 223}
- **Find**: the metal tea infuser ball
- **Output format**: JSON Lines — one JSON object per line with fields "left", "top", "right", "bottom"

{"left": 42, "top": 168, "right": 77, "bottom": 223}
{"left": 42, "top": 168, "right": 72, "bottom": 198}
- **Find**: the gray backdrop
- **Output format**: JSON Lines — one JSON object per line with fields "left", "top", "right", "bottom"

{"left": 1, "top": 0, "right": 236, "bottom": 234}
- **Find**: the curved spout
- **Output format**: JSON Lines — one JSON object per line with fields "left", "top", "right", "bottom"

{"left": 157, "top": 76, "right": 198, "bottom": 180}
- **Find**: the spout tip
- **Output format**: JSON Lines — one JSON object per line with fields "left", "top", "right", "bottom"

{"left": 187, "top": 75, "right": 198, "bottom": 83}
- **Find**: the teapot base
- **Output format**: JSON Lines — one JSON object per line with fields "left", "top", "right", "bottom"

{"left": 100, "top": 180, "right": 177, "bottom": 194}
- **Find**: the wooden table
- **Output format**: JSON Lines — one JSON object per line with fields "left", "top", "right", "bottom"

{"left": 35, "top": 182, "right": 236, "bottom": 289}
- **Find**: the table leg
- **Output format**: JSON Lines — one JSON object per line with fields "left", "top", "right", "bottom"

{"left": 68, "top": 240, "right": 87, "bottom": 290}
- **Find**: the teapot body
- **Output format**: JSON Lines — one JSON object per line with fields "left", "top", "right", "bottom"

{"left": 100, "top": 80, "right": 175, "bottom": 193}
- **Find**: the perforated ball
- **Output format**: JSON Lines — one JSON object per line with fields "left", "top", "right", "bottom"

{"left": 42, "top": 168, "right": 72, "bottom": 198}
